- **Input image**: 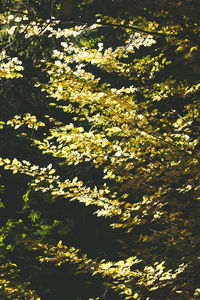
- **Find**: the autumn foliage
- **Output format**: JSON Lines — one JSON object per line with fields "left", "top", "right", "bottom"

{"left": 1, "top": 1, "right": 200, "bottom": 299}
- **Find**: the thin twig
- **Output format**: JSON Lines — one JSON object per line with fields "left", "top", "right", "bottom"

{"left": 101, "top": 283, "right": 109, "bottom": 300}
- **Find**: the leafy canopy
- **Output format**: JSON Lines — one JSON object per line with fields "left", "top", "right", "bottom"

{"left": 1, "top": 0, "right": 200, "bottom": 299}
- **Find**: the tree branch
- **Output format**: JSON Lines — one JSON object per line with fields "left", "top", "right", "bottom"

{"left": 1, "top": 9, "right": 182, "bottom": 39}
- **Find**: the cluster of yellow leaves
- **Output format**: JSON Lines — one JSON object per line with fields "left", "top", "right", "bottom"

{"left": 0, "top": 50, "right": 23, "bottom": 79}
{"left": 7, "top": 113, "right": 45, "bottom": 130}
{"left": 0, "top": 263, "right": 39, "bottom": 300}
{"left": 27, "top": 239, "right": 187, "bottom": 300}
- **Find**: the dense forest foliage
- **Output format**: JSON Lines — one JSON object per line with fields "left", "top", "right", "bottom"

{"left": 1, "top": 0, "right": 200, "bottom": 299}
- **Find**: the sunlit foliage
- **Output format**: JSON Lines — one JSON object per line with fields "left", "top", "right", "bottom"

{"left": 1, "top": 1, "right": 200, "bottom": 299}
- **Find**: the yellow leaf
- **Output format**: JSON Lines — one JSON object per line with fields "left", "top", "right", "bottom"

{"left": 57, "top": 240, "right": 62, "bottom": 248}
{"left": 12, "top": 158, "right": 19, "bottom": 165}
{"left": 4, "top": 158, "right": 11, "bottom": 164}
{"left": 125, "top": 288, "right": 132, "bottom": 295}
